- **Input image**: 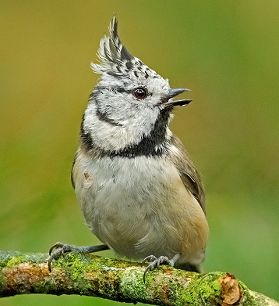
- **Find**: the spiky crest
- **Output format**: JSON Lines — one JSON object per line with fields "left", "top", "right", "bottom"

{"left": 91, "top": 17, "right": 137, "bottom": 75}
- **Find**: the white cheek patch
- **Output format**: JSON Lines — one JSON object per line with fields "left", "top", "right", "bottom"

{"left": 83, "top": 102, "right": 161, "bottom": 152}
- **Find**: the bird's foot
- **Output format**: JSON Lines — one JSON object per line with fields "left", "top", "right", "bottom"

{"left": 143, "top": 254, "right": 179, "bottom": 283}
{"left": 47, "top": 242, "right": 108, "bottom": 272}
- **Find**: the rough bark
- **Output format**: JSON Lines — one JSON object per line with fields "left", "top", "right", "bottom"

{"left": 0, "top": 251, "right": 277, "bottom": 306}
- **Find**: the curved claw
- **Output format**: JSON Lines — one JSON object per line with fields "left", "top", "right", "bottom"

{"left": 143, "top": 255, "right": 173, "bottom": 283}
{"left": 47, "top": 242, "right": 109, "bottom": 272}
{"left": 143, "top": 255, "right": 157, "bottom": 263}
{"left": 48, "top": 242, "right": 66, "bottom": 255}
{"left": 47, "top": 242, "right": 73, "bottom": 272}
{"left": 47, "top": 253, "right": 57, "bottom": 272}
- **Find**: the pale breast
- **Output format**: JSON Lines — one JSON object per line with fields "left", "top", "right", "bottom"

{"left": 72, "top": 149, "right": 208, "bottom": 264}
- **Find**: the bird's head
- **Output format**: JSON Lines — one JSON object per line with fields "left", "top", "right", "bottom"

{"left": 82, "top": 17, "right": 191, "bottom": 157}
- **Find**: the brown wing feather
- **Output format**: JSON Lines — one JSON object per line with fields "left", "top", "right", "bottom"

{"left": 71, "top": 152, "right": 78, "bottom": 189}
{"left": 170, "top": 136, "right": 206, "bottom": 214}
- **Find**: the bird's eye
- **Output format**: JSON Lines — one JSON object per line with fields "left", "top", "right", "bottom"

{"left": 132, "top": 87, "right": 148, "bottom": 100}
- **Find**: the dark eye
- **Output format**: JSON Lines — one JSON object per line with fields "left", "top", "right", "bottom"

{"left": 132, "top": 87, "right": 148, "bottom": 100}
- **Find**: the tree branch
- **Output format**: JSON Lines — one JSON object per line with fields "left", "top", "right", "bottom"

{"left": 0, "top": 251, "right": 277, "bottom": 305}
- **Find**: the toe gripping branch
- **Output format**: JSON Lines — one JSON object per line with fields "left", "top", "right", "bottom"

{"left": 143, "top": 254, "right": 180, "bottom": 283}
{"left": 47, "top": 242, "right": 109, "bottom": 272}
{"left": 47, "top": 244, "right": 180, "bottom": 284}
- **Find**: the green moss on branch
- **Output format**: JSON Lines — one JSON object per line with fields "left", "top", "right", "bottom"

{"left": 0, "top": 251, "right": 277, "bottom": 305}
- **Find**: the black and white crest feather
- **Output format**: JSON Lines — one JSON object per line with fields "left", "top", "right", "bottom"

{"left": 91, "top": 17, "right": 158, "bottom": 79}
{"left": 91, "top": 17, "right": 135, "bottom": 74}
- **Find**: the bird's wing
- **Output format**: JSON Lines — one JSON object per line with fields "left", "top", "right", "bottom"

{"left": 71, "top": 152, "right": 78, "bottom": 189}
{"left": 170, "top": 136, "right": 206, "bottom": 214}
{"left": 71, "top": 149, "right": 95, "bottom": 192}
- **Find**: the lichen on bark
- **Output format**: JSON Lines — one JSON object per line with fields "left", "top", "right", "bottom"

{"left": 0, "top": 251, "right": 278, "bottom": 306}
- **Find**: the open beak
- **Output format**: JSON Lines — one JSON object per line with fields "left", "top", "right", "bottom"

{"left": 162, "top": 88, "right": 192, "bottom": 107}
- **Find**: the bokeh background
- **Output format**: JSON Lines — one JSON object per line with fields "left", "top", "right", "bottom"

{"left": 1, "top": 1, "right": 278, "bottom": 305}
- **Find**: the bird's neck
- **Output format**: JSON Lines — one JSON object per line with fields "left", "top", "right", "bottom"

{"left": 80, "top": 106, "right": 172, "bottom": 158}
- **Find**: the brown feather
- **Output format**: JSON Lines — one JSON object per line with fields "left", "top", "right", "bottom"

{"left": 170, "top": 136, "right": 206, "bottom": 214}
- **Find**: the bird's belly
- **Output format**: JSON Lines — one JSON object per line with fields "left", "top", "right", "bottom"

{"left": 74, "top": 154, "right": 208, "bottom": 264}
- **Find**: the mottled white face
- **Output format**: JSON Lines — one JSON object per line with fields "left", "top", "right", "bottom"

{"left": 81, "top": 18, "right": 190, "bottom": 156}
{"left": 94, "top": 58, "right": 171, "bottom": 124}
{"left": 83, "top": 66, "right": 172, "bottom": 153}
{"left": 96, "top": 58, "right": 171, "bottom": 118}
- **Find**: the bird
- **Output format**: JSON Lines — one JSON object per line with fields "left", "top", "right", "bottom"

{"left": 48, "top": 17, "right": 209, "bottom": 280}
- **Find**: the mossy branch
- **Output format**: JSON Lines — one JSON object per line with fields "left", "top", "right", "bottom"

{"left": 0, "top": 251, "right": 277, "bottom": 306}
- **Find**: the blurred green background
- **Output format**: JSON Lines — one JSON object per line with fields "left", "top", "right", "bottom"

{"left": 1, "top": 1, "right": 278, "bottom": 305}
